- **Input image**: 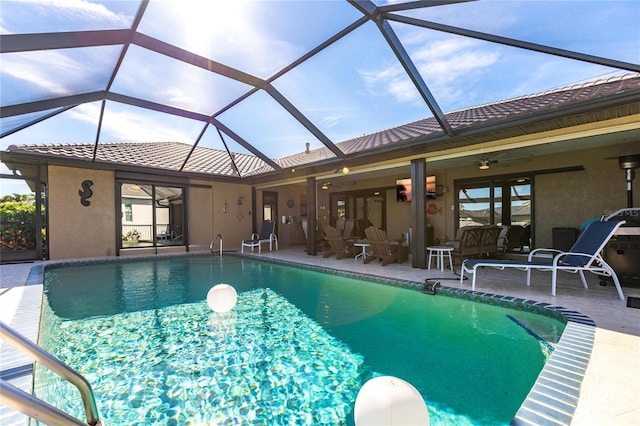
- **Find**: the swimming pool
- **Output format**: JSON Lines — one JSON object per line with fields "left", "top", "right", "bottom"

{"left": 35, "top": 255, "right": 566, "bottom": 425}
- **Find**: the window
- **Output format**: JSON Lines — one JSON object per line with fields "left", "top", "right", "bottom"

{"left": 456, "top": 176, "right": 532, "bottom": 249}
{"left": 124, "top": 200, "right": 133, "bottom": 222}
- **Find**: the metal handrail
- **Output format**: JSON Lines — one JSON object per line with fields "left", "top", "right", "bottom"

{"left": 0, "top": 321, "right": 101, "bottom": 426}
{"left": 210, "top": 234, "right": 223, "bottom": 255}
{"left": 0, "top": 380, "right": 90, "bottom": 426}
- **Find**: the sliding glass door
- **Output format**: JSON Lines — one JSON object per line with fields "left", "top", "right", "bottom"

{"left": 456, "top": 176, "right": 532, "bottom": 248}
{"left": 458, "top": 182, "right": 493, "bottom": 228}
{"left": 120, "top": 183, "right": 184, "bottom": 249}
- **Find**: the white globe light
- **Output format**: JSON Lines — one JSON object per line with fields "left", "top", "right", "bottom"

{"left": 206, "top": 284, "right": 237, "bottom": 312}
{"left": 354, "top": 376, "right": 430, "bottom": 426}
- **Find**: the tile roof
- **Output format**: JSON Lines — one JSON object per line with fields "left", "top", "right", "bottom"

{"left": 6, "top": 142, "right": 271, "bottom": 178}
{"left": 6, "top": 73, "right": 640, "bottom": 180}
{"left": 276, "top": 72, "right": 640, "bottom": 168}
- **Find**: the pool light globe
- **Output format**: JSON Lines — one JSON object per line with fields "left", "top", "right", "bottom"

{"left": 206, "top": 284, "right": 237, "bottom": 312}
{"left": 354, "top": 376, "right": 430, "bottom": 426}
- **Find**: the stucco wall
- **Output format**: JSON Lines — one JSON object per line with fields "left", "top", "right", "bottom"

{"left": 534, "top": 144, "right": 636, "bottom": 248}
{"left": 308, "top": 173, "right": 446, "bottom": 241}
{"left": 255, "top": 185, "right": 308, "bottom": 238}
{"left": 192, "top": 181, "right": 252, "bottom": 251}
{"left": 43, "top": 141, "right": 636, "bottom": 259}
{"left": 442, "top": 141, "right": 637, "bottom": 249}
{"left": 48, "top": 165, "right": 116, "bottom": 259}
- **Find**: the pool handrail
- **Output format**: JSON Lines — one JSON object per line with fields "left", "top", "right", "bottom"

{"left": 0, "top": 321, "right": 101, "bottom": 426}
{"left": 210, "top": 233, "right": 223, "bottom": 255}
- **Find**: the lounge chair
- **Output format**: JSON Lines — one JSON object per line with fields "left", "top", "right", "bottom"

{"left": 241, "top": 221, "right": 278, "bottom": 253}
{"left": 460, "top": 220, "right": 626, "bottom": 300}
{"left": 364, "top": 226, "right": 401, "bottom": 266}
{"left": 323, "top": 225, "right": 356, "bottom": 259}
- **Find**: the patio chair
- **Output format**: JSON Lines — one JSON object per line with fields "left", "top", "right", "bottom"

{"left": 460, "top": 220, "right": 626, "bottom": 300}
{"left": 505, "top": 225, "right": 525, "bottom": 252}
{"left": 323, "top": 225, "right": 356, "bottom": 259}
{"left": 363, "top": 226, "right": 400, "bottom": 266}
{"left": 241, "top": 221, "right": 278, "bottom": 253}
{"left": 343, "top": 219, "right": 355, "bottom": 239}
{"left": 445, "top": 226, "right": 484, "bottom": 264}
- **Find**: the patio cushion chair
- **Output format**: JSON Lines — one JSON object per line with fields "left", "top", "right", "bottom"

{"left": 323, "top": 225, "right": 356, "bottom": 259}
{"left": 460, "top": 220, "right": 626, "bottom": 300}
{"left": 445, "top": 226, "right": 484, "bottom": 264}
{"left": 505, "top": 225, "right": 525, "bottom": 252}
{"left": 363, "top": 226, "right": 400, "bottom": 266}
{"left": 241, "top": 221, "right": 278, "bottom": 253}
{"left": 479, "top": 225, "right": 501, "bottom": 258}
{"left": 446, "top": 225, "right": 501, "bottom": 263}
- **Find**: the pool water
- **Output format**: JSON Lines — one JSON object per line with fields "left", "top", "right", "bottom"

{"left": 36, "top": 256, "right": 565, "bottom": 425}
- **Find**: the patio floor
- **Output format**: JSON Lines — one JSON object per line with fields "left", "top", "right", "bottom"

{"left": 1, "top": 248, "right": 639, "bottom": 425}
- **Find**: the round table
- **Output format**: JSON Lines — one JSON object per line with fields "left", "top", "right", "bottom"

{"left": 354, "top": 242, "right": 371, "bottom": 261}
{"left": 427, "top": 246, "right": 454, "bottom": 272}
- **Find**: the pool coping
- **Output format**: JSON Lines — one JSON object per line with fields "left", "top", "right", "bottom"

{"left": 9, "top": 252, "right": 595, "bottom": 425}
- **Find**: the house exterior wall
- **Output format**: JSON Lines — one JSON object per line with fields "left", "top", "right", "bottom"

{"left": 533, "top": 143, "right": 636, "bottom": 248}
{"left": 48, "top": 165, "right": 116, "bottom": 259}
{"left": 39, "top": 140, "right": 637, "bottom": 260}
{"left": 308, "top": 174, "right": 445, "bottom": 242}
{"left": 46, "top": 167, "right": 255, "bottom": 259}
{"left": 190, "top": 180, "right": 253, "bottom": 251}
{"left": 442, "top": 141, "right": 637, "bottom": 249}
{"left": 255, "top": 185, "right": 307, "bottom": 238}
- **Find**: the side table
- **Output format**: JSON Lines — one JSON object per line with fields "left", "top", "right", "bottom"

{"left": 354, "top": 242, "right": 371, "bottom": 261}
{"left": 427, "top": 246, "right": 454, "bottom": 272}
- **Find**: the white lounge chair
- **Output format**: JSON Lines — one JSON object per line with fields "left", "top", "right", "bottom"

{"left": 460, "top": 220, "right": 626, "bottom": 300}
{"left": 241, "top": 221, "right": 278, "bottom": 253}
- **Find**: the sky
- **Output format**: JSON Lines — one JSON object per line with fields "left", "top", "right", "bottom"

{"left": 1, "top": 0, "right": 639, "bottom": 196}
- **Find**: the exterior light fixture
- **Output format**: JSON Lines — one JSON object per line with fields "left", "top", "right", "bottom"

{"left": 478, "top": 159, "right": 496, "bottom": 170}
{"left": 341, "top": 166, "right": 350, "bottom": 174}
{"left": 321, "top": 183, "right": 329, "bottom": 190}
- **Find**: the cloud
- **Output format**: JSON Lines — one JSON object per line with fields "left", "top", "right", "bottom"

{"left": 165, "top": 87, "right": 198, "bottom": 109}
{"left": 2, "top": 50, "right": 83, "bottom": 96}
{"left": 322, "top": 113, "right": 348, "bottom": 128}
{"left": 27, "top": 0, "right": 129, "bottom": 26}
{"left": 69, "top": 103, "right": 196, "bottom": 143}
{"left": 358, "top": 62, "right": 419, "bottom": 103}
{"left": 2, "top": 44, "right": 122, "bottom": 108}
{"left": 418, "top": 47, "right": 499, "bottom": 84}
{"left": 358, "top": 37, "right": 499, "bottom": 106}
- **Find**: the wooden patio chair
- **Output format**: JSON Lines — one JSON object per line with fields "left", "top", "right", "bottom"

{"left": 323, "top": 225, "right": 356, "bottom": 259}
{"left": 363, "top": 226, "right": 400, "bottom": 266}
